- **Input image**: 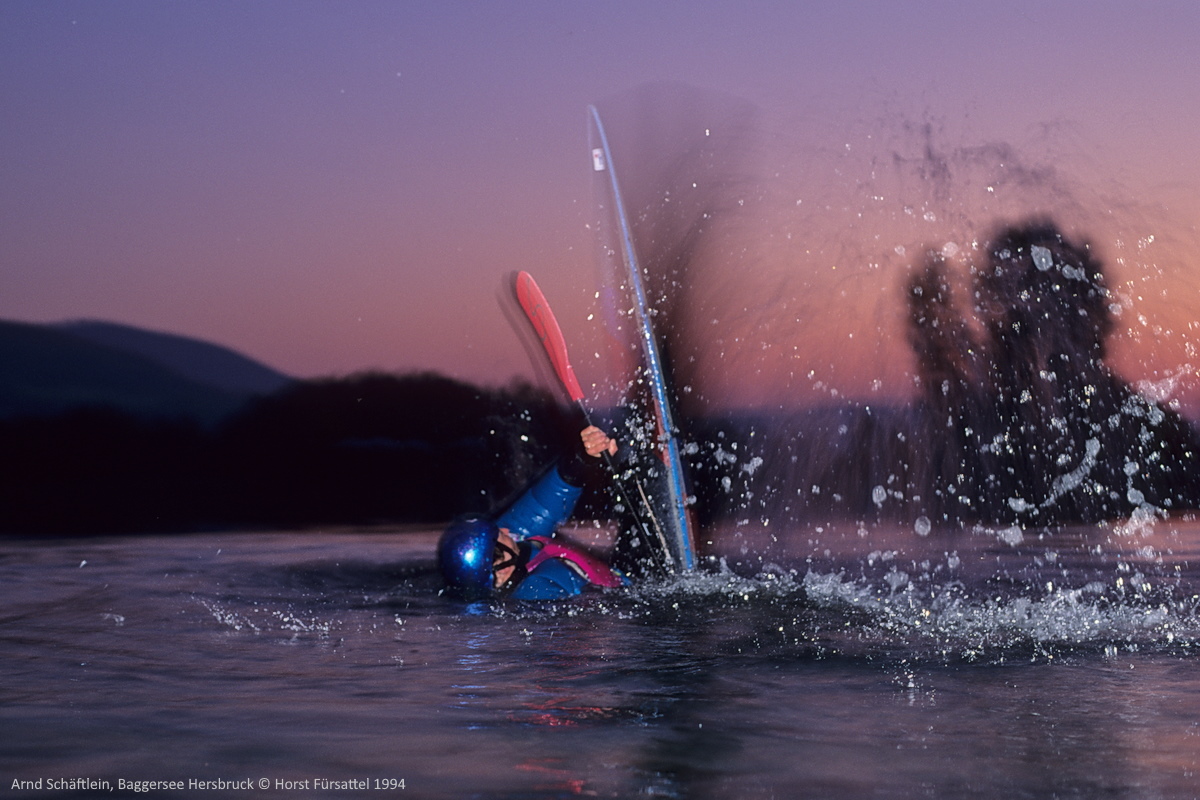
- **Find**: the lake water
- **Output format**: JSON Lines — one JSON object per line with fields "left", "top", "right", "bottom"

{"left": 3, "top": 518, "right": 1199, "bottom": 799}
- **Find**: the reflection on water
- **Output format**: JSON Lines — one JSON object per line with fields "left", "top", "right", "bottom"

{"left": 1, "top": 525, "right": 1198, "bottom": 798}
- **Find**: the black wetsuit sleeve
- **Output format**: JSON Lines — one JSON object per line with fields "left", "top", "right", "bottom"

{"left": 557, "top": 447, "right": 602, "bottom": 488}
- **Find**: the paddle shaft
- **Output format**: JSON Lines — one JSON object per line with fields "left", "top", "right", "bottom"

{"left": 514, "top": 271, "right": 674, "bottom": 573}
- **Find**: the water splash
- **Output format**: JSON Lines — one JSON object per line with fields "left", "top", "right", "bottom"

{"left": 587, "top": 84, "right": 1200, "bottom": 532}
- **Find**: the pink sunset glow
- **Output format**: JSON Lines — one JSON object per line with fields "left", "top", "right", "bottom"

{"left": 3, "top": 1, "right": 1197, "bottom": 414}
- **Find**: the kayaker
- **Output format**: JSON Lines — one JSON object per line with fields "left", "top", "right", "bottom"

{"left": 437, "top": 426, "right": 627, "bottom": 600}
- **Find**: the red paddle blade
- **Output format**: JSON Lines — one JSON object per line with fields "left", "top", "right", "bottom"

{"left": 515, "top": 271, "right": 586, "bottom": 403}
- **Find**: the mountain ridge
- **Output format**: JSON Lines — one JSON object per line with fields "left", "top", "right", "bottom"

{"left": 0, "top": 319, "right": 294, "bottom": 425}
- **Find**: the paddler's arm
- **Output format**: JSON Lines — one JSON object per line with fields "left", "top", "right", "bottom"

{"left": 559, "top": 426, "right": 617, "bottom": 487}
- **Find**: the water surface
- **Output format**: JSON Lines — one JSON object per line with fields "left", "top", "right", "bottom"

{"left": 3, "top": 521, "right": 1199, "bottom": 798}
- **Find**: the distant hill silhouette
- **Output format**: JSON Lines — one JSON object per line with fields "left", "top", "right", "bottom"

{"left": 55, "top": 320, "right": 292, "bottom": 397}
{"left": 0, "top": 319, "right": 293, "bottom": 425}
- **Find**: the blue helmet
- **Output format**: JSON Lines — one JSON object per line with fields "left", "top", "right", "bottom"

{"left": 437, "top": 515, "right": 499, "bottom": 598}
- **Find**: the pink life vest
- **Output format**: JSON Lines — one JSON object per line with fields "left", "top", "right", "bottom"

{"left": 525, "top": 536, "right": 624, "bottom": 588}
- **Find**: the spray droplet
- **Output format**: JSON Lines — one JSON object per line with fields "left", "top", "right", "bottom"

{"left": 1031, "top": 245, "right": 1054, "bottom": 271}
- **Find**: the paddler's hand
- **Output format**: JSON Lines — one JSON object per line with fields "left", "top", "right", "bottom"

{"left": 581, "top": 426, "right": 618, "bottom": 458}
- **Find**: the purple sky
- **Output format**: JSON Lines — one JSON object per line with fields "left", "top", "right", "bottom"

{"left": 3, "top": 1, "right": 1198, "bottom": 412}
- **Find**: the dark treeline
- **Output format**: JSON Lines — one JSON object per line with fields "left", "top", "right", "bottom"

{"left": 0, "top": 372, "right": 588, "bottom": 536}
